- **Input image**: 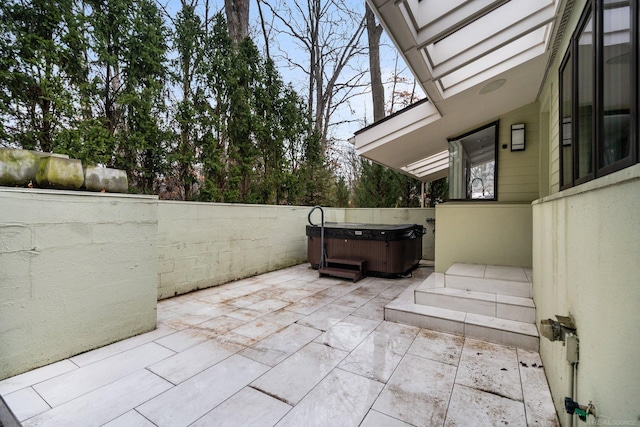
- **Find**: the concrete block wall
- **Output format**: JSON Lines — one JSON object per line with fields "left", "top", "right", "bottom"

{"left": 157, "top": 202, "right": 313, "bottom": 299}
{"left": 157, "top": 204, "right": 435, "bottom": 299}
{"left": 0, "top": 189, "right": 158, "bottom": 380}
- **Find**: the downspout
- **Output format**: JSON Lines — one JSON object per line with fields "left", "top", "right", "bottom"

{"left": 569, "top": 359, "right": 577, "bottom": 427}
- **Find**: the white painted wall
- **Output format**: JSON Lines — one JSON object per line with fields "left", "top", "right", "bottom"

{"left": 157, "top": 203, "right": 435, "bottom": 299}
{"left": 435, "top": 202, "right": 532, "bottom": 273}
{"left": 535, "top": 1, "right": 640, "bottom": 424}
{"left": 157, "top": 202, "right": 311, "bottom": 299}
{"left": 533, "top": 165, "right": 640, "bottom": 426}
{"left": 0, "top": 191, "right": 434, "bottom": 379}
{"left": 0, "top": 189, "right": 158, "bottom": 380}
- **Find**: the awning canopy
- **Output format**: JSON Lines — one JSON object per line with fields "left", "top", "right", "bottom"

{"left": 353, "top": 0, "right": 569, "bottom": 182}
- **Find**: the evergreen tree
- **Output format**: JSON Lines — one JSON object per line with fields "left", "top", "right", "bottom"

{"left": 170, "top": 3, "right": 209, "bottom": 200}
{"left": 332, "top": 176, "right": 351, "bottom": 207}
{"left": 426, "top": 177, "right": 449, "bottom": 207}
{"left": 354, "top": 159, "right": 421, "bottom": 207}
{"left": 117, "top": 0, "right": 169, "bottom": 193}
{"left": 0, "top": 2, "right": 342, "bottom": 205}
{"left": 0, "top": 0, "right": 83, "bottom": 152}
{"left": 225, "top": 37, "right": 260, "bottom": 203}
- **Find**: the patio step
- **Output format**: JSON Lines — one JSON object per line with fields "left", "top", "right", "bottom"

{"left": 415, "top": 282, "right": 535, "bottom": 323}
{"left": 384, "top": 263, "right": 538, "bottom": 350}
{"left": 385, "top": 300, "right": 539, "bottom": 351}
{"left": 445, "top": 263, "right": 532, "bottom": 298}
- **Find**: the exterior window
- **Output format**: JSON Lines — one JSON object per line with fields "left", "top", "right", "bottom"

{"left": 559, "top": 0, "right": 637, "bottom": 188}
{"left": 448, "top": 122, "right": 497, "bottom": 201}
{"left": 560, "top": 52, "right": 573, "bottom": 188}
{"left": 576, "top": 12, "right": 594, "bottom": 181}
{"left": 601, "top": 0, "right": 632, "bottom": 169}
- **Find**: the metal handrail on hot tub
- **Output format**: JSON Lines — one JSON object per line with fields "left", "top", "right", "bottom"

{"left": 307, "top": 206, "right": 326, "bottom": 269}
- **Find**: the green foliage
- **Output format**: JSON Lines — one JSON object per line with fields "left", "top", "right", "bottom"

{"left": 55, "top": 118, "right": 113, "bottom": 166}
{"left": 0, "top": 2, "right": 351, "bottom": 205}
{"left": 0, "top": 0, "right": 83, "bottom": 152}
{"left": 354, "top": 159, "right": 421, "bottom": 207}
{"left": 332, "top": 177, "right": 351, "bottom": 207}
{"left": 426, "top": 177, "right": 449, "bottom": 207}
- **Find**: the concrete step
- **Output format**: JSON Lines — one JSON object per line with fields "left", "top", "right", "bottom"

{"left": 415, "top": 284, "right": 535, "bottom": 323}
{"left": 444, "top": 263, "right": 532, "bottom": 298}
{"left": 384, "top": 300, "right": 539, "bottom": 351}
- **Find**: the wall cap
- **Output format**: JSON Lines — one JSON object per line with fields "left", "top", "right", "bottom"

{"left": 534, "top": 163, "right": 640, "bottom": 205}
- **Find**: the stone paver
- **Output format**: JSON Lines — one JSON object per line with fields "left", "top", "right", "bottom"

{"left": 0, "top": 263, "right": 559, "bottom": 427}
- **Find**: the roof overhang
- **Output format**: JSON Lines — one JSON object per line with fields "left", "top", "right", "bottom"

{"left": 354, "top": 0, "right": 568, "bottom": 182}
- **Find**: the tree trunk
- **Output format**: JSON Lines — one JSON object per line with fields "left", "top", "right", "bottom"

{"left": 256, "top": 0, "right": 270, "bottom": 60}
{"left": 225, "top": 0, "right": 249, "bottom": 46}
{"left": 366, "top": 3, "right": 384, "bottom": 122}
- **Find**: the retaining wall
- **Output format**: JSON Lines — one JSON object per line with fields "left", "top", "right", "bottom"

{"left": 0, "top": 189, "right": 158, "bottom": 380}
{"left": 0, "top": 189, "right": 434, "bottom": 378}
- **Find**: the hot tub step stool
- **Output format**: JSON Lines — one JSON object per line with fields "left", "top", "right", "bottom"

{"left": 319, "top": 257, "right": 367, "bottom": 282}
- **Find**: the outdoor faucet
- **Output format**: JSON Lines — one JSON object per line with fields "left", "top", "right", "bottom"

{"left": 470, "top": 177, "right": 485, "bottom": 197}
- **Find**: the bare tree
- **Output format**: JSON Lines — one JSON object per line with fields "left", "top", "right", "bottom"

{"left": 256, "top": 0, "right": 272, "bottom": 61}
{"left": 224, "top": 0, "right": 249, "bottom": 45}
{"left": 260, "top": 0, "right": 367, "bottom": 152}
{"left": 387, "top": 51, "right": 421, "bottom": 114}
{"left": 365, "top": 2, "right": 384, "bottom": 122}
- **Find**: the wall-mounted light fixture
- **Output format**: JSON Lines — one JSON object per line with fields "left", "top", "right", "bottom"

{"left": 511, "top": 123, "right": 525, "bottom": 151}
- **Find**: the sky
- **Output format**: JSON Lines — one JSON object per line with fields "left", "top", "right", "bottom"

{"left": 160, "top": 0, "right": 424, "bottom": 178}
{"left": 162, "top": 0, "right": 424, "bottom": 137}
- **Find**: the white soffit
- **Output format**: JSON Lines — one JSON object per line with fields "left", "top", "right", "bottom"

{"left": 401, "top": 150, "right": 449, "bottom": 178}
{"left": 354, "top": 99, "right": 441, "bottom": 154}
{"left": 406, "top": 0, "right": 560, "bottom": 98}
{"left": 354, "top": 0, "right": 565, "bottom": 181}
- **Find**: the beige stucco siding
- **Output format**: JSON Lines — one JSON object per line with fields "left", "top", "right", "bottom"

{"left": 434, "top": 202, "right": 532, "bottom": 273}
{"left": 533, "top": 164, "right": 640, "bottom": 426}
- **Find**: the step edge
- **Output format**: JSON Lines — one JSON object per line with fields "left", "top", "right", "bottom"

{"left": 416, "top": 287, "right": 497, "bottom": 303}
{"left": 384, "top": 302, "right": 467, "bottom": 322}
{"left": 465, "top": 313, "right": 539, "bottom": 337}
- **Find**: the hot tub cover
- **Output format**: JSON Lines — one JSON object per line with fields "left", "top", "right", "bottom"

{"left": 305, "top": 223, "right": 425, "bottom": 241}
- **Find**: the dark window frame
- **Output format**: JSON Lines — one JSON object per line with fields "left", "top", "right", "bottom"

{"left": 447, "top": 121, "right": 499, "bottom": 201}
{"left": 574, "top": 6, "right": 595, "bottom": 185}
{"left": 559, "top": 0, "right": 639, "bottom": 189}
{"left": 559, "top": 49, "right": 573, "bottom": 190}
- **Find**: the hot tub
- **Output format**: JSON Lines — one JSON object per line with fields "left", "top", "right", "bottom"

{"left": 306, "top": 222, "right": 425, "bottom": 276}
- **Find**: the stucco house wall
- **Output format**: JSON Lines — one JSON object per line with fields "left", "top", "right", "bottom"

{"left": 533, "top": 0, "right": 640, "bottom": 423}
{"left": 533, "top": 165, "right": 640, "bottom": 425}
{"left": 434, "top": 103, "right": 540, "bottom": 273}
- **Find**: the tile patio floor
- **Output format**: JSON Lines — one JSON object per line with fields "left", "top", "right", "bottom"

{"left": 0, "top": 263, "right": 559, "bottom": 427}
